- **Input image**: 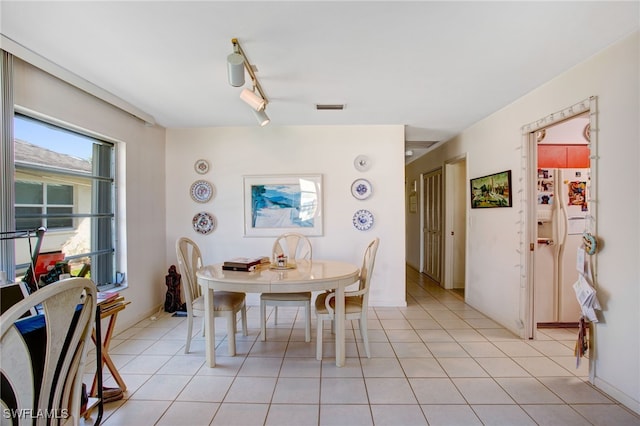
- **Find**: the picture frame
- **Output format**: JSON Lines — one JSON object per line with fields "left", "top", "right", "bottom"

{"left": 470, "top": 170, "right": 512, "bottom": 208}
{"left": 243, "top": 174, "right": 323, "bottom": 237}
{"left": 409, "top": 194, "right": 417, "bottom": 213}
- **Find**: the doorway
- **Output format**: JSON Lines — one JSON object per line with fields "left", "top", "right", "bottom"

{"left": 524, "top": 97, "right": 597, "bottom": 341}
{"left": 534, "top": 113, "right": 590, "bottom": 328}
{"left": 444, "top": 156, "right": 467, "bottom": 296}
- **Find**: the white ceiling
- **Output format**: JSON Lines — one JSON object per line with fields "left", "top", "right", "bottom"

{"left": 1, "top": 1, "right": 638, "bottom": 161}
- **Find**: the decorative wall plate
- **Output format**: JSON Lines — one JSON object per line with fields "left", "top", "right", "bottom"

{"left": 190, "top": 180, "right": 214, "bottom": 203}
{"left": 351, "top": 178, "right": 372, "bottom": 200}
{"left": 192, "top": 212, "right": 216, "bottom": 235}
{"left": 352, "top": 209, "right": 374, "bottom": 231}
{"left": 354, "top": 155, "right": 371, "bottom": 172}
{"left": 583, "top": 123, "right": 591, "bottom": 142}
{"left": 194, "top": 159, "right": 210, "bottom": 174}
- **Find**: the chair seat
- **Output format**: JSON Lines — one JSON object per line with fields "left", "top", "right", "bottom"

{"left": 261, "top": 292, "right": 311, "bottom": 302}
{"left": 192, "top": 291, "right": 246, "bottom": 311}
{"left": 315, "top": 238, "right": 378, "bottom": 361}
{"left": 261, "top": 233, "right": 314, "bottom": 342}
{"left": 176, "top": 237, "right": 248, "bottom": 356}
{"left": 314, "top": 291, "right": 363, "bottom": 315}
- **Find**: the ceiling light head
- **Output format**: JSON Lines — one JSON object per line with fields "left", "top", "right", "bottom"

{"left": 252, "top": 109, "right": 270, "bottom": 127}
{"left": 240, "top": 88, "right": 266, "bottom": 111}
{"left": 227, "top": 52, "right": 245, "bottom": 87}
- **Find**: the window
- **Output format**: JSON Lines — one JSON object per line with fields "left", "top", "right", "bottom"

{"left": 13, "top": 114, "right": 117, "bottom": 288}
{"left": 15, "top": 181, "right": 74, "bottom": 230}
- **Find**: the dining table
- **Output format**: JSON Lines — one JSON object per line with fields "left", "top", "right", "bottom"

{"left": 196, "top": 259, "right": 360, "bottom": 368}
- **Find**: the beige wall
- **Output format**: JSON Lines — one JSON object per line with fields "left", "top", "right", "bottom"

{"left": 406, "top": 31, "right": 639, "bottom": 413}
{"left": 12, "top": 58, "right": 168, "bottom": 331}
{"left": 165, "top": 125, "right": 407, "bottom": 307}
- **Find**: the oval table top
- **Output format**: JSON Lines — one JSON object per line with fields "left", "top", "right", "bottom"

{"left": 197, "top": 259, "right": 360, "bottom": 293}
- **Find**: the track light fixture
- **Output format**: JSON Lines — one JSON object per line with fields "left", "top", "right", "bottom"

{"left": 227, "top": 47, "right": 245, "bottom": 87}
{"left": 240, "top": 87, "right": 266, "bottom": 111}
{"left": 253, "top": 109, "right": 270, "bottom": 127}
{"left": 227, "top": 38, "right": 270, "bottom": 125}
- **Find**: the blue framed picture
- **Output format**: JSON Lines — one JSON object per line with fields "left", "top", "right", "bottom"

{"left": 243, "top": 174, "right": 323, "bottom": 236}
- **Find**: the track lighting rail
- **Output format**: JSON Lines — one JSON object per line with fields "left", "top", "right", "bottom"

{"left": 231, "top": 38, "right": 268, "bottom": 106}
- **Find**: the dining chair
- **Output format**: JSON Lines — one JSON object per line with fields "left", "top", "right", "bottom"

{"left": 315, "top": 237, "right": 380, "bottom": 360}
{"left": 260, "top": 232, "right": 312, "bottom": 342}
{"left": 175, "top": 237, "right": 247, "bottom": 355}
{"left": 1, "top": 277, "right": 97, "bottom": 426}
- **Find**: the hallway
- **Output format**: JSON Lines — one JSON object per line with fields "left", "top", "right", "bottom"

{"left": 83, "top": 267, "right": 640, "bottom": 425}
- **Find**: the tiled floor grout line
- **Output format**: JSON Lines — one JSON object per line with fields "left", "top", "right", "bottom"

{"left": 406, "top": 271, "right": 634, "bottom": 425}
{"left": 80, "top": 267, "right": 640, "bottom": 426}
{"left": 405, "top": 282, "right": 530, "bottom": 424}
{"left": 406, "top": 270, "right": 596, "bottom": 424}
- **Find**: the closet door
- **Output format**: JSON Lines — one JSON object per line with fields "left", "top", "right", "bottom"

{"left": 423, "top": 168, "right": 442, "bottom": 283}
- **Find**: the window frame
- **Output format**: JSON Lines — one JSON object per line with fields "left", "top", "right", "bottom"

{"left": 12, "top": 113, "right": 118, "bottom": 289}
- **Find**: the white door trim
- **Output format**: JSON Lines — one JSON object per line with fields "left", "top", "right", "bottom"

{"left": 521, "top": 97, "right": 598, "bottom": 344}
{"left": 444, "top": 154, "right": 467, "bottom": 290}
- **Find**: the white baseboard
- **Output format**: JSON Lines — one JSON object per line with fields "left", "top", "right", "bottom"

{"left": 593, "top": 376, "right": 640, "bottom": 415}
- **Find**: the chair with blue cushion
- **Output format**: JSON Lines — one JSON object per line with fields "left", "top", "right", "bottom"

{"left": 1, "top": 277, "right": 97, "bottom": 426}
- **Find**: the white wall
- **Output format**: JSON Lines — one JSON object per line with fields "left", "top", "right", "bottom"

{"left": 406, "top": 31, "right": 639, "bottom": 413}
{"left": 541, "top": 114, "right": 589, "bottom": 144}
{"left": 165, "top": 125, "right": 406, "bottom": 307}
{"left": 12, "top": 58, "right": 168, "bottom": 332}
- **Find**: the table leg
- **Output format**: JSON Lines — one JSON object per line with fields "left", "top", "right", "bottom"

{"left": 334, "top": 284, "right": 346, "bottom": 367}
{"left": 90, "top": 311, "right": 127, "bottom": 395}
{"left": 102, "top": 350, "right": 126, "bottom": 390}
{"left": 204, "top": 286, "right": 216, "bottom": 367}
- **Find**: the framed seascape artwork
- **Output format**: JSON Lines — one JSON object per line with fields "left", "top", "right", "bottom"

{"left": 243, "top": 174, "right": 323, "bottom": 237}
{"left": 470, "top": 170, "right": 512, "bottom": 208}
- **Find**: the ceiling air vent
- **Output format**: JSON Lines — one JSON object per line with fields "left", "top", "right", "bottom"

{"left": 316, "top": 104, "right": 345, "bottom": 110}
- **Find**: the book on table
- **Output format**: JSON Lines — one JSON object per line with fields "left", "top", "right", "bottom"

{"left": 97, "top": 291, "right": 119, "bottom": 305}
{"left": 99, "top": 296, "right": 127, "bottom": 314}
{"left": 222, "top": 264, "right": 257, "bottom": 272}
{"left": 223, "top": 256, "right": 270, "bottom": 272}
{"left": 223, "top": 257, "right": 263, "bottom": 268}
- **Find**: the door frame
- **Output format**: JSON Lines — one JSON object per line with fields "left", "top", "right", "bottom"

{"left": 444, "top": 154, "right": 468, "bottom": 290}
{"left": 522, "top": 97, "right": 598, "bottom": 346}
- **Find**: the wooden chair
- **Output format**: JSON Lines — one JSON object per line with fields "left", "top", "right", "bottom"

{"left": 315, "top": 238, "right": 380, "bottom": 360}
{"left": 260, "top": 232, "right": 313, "bottom": 342}
{"left": 1, "top": 277, "right": 97, "bottom": 426}
{"left": 175, "top": 237, "right": 247, "bottom": 355}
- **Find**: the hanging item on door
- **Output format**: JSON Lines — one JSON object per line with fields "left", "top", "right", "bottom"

{"left": 574, "top": 316, "right": 589, "bottom": 367}
{"left": 582, "top": 232, "right": 598, "bottom": 255}
{"left": 567, "top": 181, "right": 588, "bottom": 211}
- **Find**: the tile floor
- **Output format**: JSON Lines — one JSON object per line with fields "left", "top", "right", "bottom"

{"left": 81, "top": 267, "right": 640, "bottom": 425}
